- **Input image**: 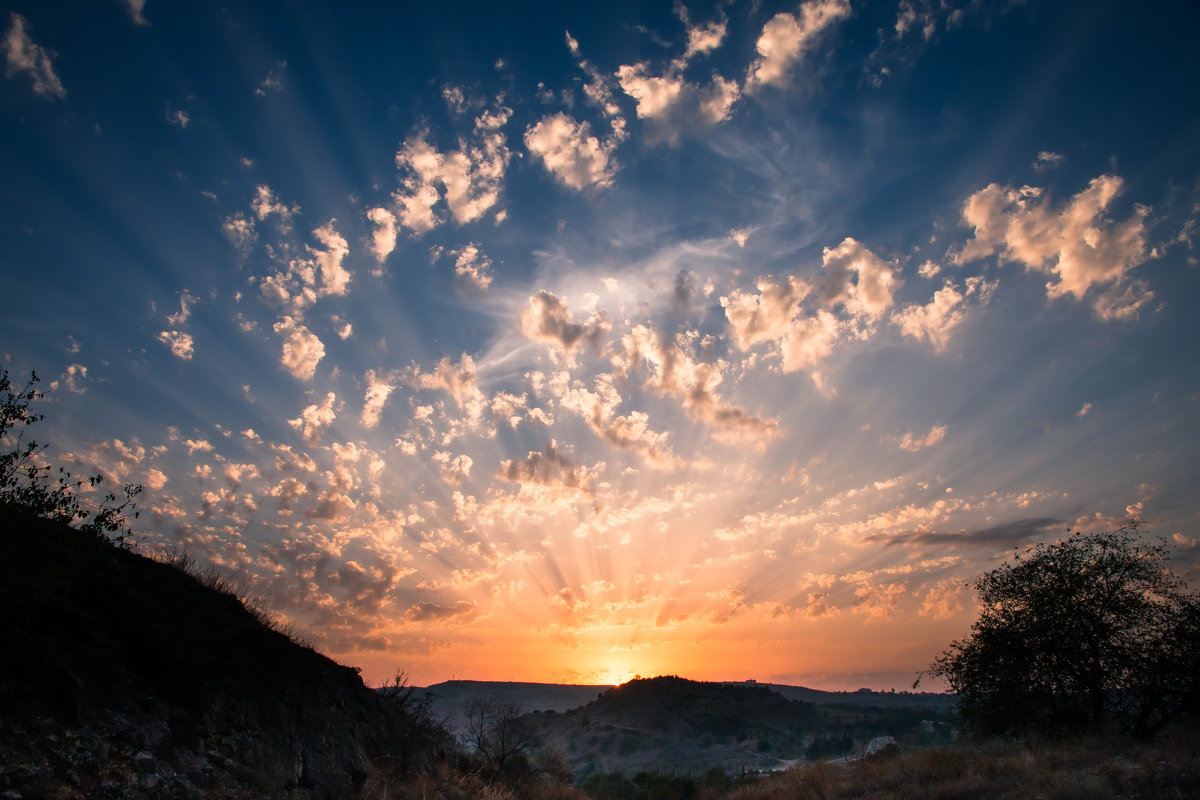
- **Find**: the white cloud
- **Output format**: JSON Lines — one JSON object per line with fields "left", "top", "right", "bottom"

{"left": 525, "top": 113, "right": 619, "bottom": 191}
{"left": 892, "top": 281, "right": 966, "bottom": 351}
{"left": 498, "top": 442, "right": 599, "bottom": 495}
{"left": 721, "top": 274, "right": 841, "bottom": 374}
{"left": 1077, "top": 401, "right": 1093, "bottom": 417}
{"left": 166, "top": 289, "right": 198, "bottom": 326}
{"left": 273, "top": 316, "right": 325, "bottom": 380}
{"left": 252, "top": 184, "right": 300, "bottom": 230}
{"left": 255, "top": 60, "right": 286, "bottom": 95}
{"left": 365, "top": 206, "right": 397, "bottom": 266}
{"left": 4, "top": 13, "right": 66, "bottom": 99}
{"left": 451, "top": 242, "right": 494, "bottom": 292}
{"left": 616, "top": 65, "right": 740, "bottom": 145}
{"left": 259, "top": 222, "right": 353, "bottom": 315}
{"left": 549, "top": 371, "right": 677, "bottom": 467}
{"left": 289, "top": 392, "right": 337, "bottom": 444}
{"left": 360, "top": 369, "right": 396, "bottom": 429}
{"left": 956, "top": 175, "right": 1151, "bottom": 317}
{"left": 745, "top": 0, "right": 850, "bottom": 92}
{"left": 519, "top": 290, "right": 609, "bottom": 355}
{"left": 223, "top": 213, "right": 256, "bottom": 251}
{"left": 898, "top": 423, "right": 947, "bottom": 452}
{"left": 391, "top": 104, "right": 512, "bottom": 233}
{"left": 125, "top": 0, "right": 149, "bottom": 26}
{"left": 408, "top": 354, "right": 487, "bottom": 424}
{"left": 820, "top": 237, "right": 899, "bottom": 319}
{"left": 311, "top": 222, "right": 352, "bottom": 297}
{"left": 616, "top": 323, "right": 777, "bottom": 443}
{"left": 613, "top": 6, "right": 738, "bottom": 145}
{"left": 722, "top": 275, "right": 811, "bottom": 351}
{"left": 169, "top": 108, "right": 190, "bottom": 128}
{"left": 158, "top": 330, "right": 194, "bottom": 360}
{"left": 1032, "top": 150, "right": 1064, "bottom": 172}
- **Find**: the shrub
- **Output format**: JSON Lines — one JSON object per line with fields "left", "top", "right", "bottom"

{"left": 0, "top": 369, "right": 140, "bottom": 543}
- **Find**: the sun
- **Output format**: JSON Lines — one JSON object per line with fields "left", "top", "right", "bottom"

{"left": 591, "top": 667, "right": 640, "bottom": 686}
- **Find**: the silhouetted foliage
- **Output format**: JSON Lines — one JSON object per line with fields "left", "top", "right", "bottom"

{"left": 923, "top": 525, "right": 1200, "bottom": 738}
{"left": 0, "top": 369, "right": 140, "bottom": 543}
{"left": 464, "top": 694, "right": 537, "bottom": 774}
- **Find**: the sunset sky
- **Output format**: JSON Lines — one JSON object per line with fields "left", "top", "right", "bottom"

{"left": 2, "top": 0, "right": 1198, "bottom": 691}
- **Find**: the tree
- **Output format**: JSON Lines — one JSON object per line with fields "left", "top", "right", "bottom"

{"left": 0, "top": 369, "right": 140, "bottom": 542}
{"left": 923, "top": 525, "right": 1199, "bottom": 739}
{"left": 463, "top": 695, "right": 536, "bottom": 774}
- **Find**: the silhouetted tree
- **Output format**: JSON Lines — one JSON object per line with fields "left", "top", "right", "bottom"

{"left": 463, "top": 695, "right": 536, "bottom": 774}
{"left": 923, "top": 525, "right": 1200, "bottom": 738}
{"left": 0, "top": 369, "right": 139, "bottom": 541}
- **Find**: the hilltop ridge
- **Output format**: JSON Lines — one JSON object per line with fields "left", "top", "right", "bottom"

{"left": 0, "top": 507, "right": 449, "bottom": 799}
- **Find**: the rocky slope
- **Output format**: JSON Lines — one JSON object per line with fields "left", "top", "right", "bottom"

{"left": 0, "top": 508, "right": 445, "bottom": 799}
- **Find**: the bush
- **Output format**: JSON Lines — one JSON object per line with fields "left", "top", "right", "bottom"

{"left": 0, "top": 369, "right": 140, "bottom": 543}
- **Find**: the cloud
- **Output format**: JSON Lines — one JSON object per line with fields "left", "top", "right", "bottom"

{"left": 4, "top": 13, "right": 65, "bottom": 99}
{"left": 408, "top": 354, "right": 487, "bottom": 424}
{"left": 549, "top": 371, "right": 677, "bottom": 467}
{"left": 898, "top": 423, "right": 946, "bottom": 452}
{"left": 722, "top": 274, "right": 811, "bottom": 350}
{"left": 610, "top": 6, "right": 738, "bottom": 145}
{"left": 158, "top": 330, "right": 194, "bottom": 360}
{"left": 956, "top": 175, "right": 1152, "bottom": 317}
{"left": 391, "top": 104, "right": 512, "bottom": 233}
{"left": 918, "top": 580, "right": 966, "bottom": 619}
{"left": 519, "top": 291, "right": 609, "bottom": 355}
{"left": 1032, "top": 150, "right": 1064, "bottom": 172}
{"left": 168, "top": 108, "right": 190, "bottom": 128}
{"left": 721, "top": 275, "right": 841, "bottom": 374}
{"left": 288, "top": 392, "right": 337, "bottom": 443}
{"left": 498, "top": 442, "right": 600, "bottom": 495}
{"left": 365, "top": 206, "right": 397, "bottom": 266}
{"left": 223, "top": 213, "right": 257, "bottom": 251}
{"left": 49, "top": 363, "right": 90, "bottom": 394}
{"left": 259, "top": 221, "right": 353, "bottom": 315}
{"left": 804, "top": 591, "right": 840, "bottom": 617}
{"left": 251, "top": 184, "right": 300, "bottom": 231}
{"left": 451, "top": 242, "right": 493, "bottom": 292}
{"left": 745, "top": 0, "right": 850, "bottom": 92}
{"left": 166, "top": 290, "right": 198, "bottom": 326}
{"left": 125, "top": 0, "right": 149, "bottom": 26}
{"left": 616, "top": 66, "right": 740, "bottom": 145}
{"left": 273, "top": 316, "right": 325, "bottom": 380}
{"left": 405, "top": 600, "right": 477, "bottom": 623}
{"left": 360, "top": 369, "right": 396, "bottom": 429}
{"left": 871, "top": 517, "right": 1062, "bottom": 549}
{"left": 256, "top": 60, "right": 286, "bottom": 96}
{"left": 616, "top": 323, "right": 777, "bottom": 443}
{"left": 891, "top": 275, "right": 995, "bottom": 351}
{"left": 525, "top": 113, "right": 620, "bottom": 190}
{"left": 820, "top": 237, "right": 899, "bottom": 319}
{"left": 852, "top": 581, "right": 907, "bottom": 622}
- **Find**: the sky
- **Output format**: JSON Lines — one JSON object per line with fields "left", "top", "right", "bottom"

{"left": 2, "top": 0, "right": 1199, "bottom": 691}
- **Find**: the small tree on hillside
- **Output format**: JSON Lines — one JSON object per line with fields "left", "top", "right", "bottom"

{"left": 923, "top": 525, "right": 1200, "bottom": 739}
{"left": 463, "top": 695, "right": 535, "bottom": 774}
{"left": 0, "top": 369, "right": 140, "bottom": 542}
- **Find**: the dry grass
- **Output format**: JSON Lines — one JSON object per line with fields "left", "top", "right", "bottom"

{"left": 726, "top": 729, "right": 1200, "bottom": 800}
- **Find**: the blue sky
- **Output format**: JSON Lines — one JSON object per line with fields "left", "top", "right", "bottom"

{"left": 2, "top": 0, "right": 1198, "bottom": 689}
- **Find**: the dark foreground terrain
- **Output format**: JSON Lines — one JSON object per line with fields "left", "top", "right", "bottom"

{"left": 0, "top": 508, "right": 453, "bottom": 799}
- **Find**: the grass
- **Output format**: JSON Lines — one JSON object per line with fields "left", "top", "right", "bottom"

{"left": 724, "top": 730, "right": 1200, "bottom": 800}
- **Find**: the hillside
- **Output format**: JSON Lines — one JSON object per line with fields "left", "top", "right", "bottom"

{"left": 0, "top": 507, "right": 450, "bottom": 799}
{"left": 520, "top": 676, "right": 955, "bottom": 778}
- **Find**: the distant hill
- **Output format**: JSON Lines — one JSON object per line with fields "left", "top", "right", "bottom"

{"left": 0, "top": 507, "right": 450, "bottom": 799}
{"left": 418, "top": 678, "right": 952, "bottom": 732}
{"left": 516, "top": 676, "right": 955, "bottom": 778}
{"left": 420, "top": 680, "right": 615, "bottom": 725}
